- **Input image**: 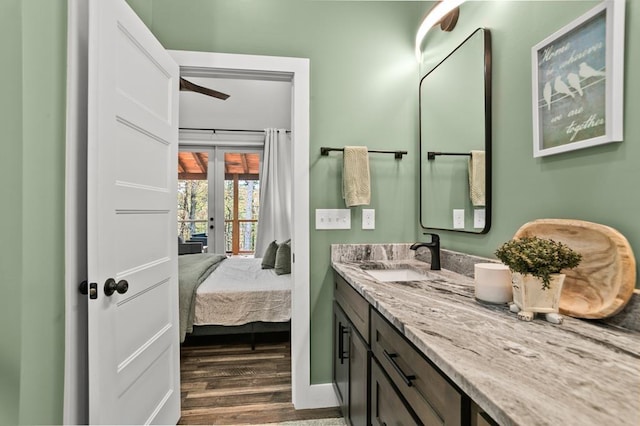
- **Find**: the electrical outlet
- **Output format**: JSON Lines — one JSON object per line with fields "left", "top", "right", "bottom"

{"left": 362, "top": 209, "right": 375, "bottom": 230}
{"left": 453, "top": 209, "right": 465, "bottom": 229}
{"left": 315, "top": 209, "right": 351, "bottom": 230}
{"left": 474, "top": 208, "right": 485, "bottom": 229}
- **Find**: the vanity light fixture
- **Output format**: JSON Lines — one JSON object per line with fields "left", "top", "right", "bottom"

{"left": 415, "top": 0, "right": 467, "bottom": 61}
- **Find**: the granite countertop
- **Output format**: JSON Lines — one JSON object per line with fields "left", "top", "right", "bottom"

{"left": 331, "top": 244, "right": 640, "bottom": 426}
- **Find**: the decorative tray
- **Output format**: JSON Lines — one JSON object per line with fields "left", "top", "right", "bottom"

{"left": 514, "top": 219, "right": 636, "bottom": 319}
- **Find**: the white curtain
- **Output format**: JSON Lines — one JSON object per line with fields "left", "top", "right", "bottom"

{"left": 254, "top": 129, "right": 292, "bottom": 257}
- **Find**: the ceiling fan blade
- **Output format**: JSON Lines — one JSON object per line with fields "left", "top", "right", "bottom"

{"left": 180, "top": 77, "right": 230, "bottom": 100}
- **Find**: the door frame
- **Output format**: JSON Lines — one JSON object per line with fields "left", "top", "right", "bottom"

{"left": 64, "top": 1, "right": 89, "bottom": 423}
{"left": 64, "top": 2, "right": 335, "bottom": 420}
{"left": 170, "top": 49, "right": 333, "bottom": 409}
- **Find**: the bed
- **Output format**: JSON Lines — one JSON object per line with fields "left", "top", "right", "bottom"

{"left": 178, "top": 254, "right": 292, "bottom": 346}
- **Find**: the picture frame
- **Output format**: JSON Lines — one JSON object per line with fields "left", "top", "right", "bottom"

{"left": 531, "top": 0, "right": 625, "bottom": 158}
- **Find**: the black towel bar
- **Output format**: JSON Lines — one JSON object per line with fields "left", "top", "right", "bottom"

{"left": 320, "top": 147, "right": 407, "bottom": 160}
{"left": 427, "top": 151, "right": 472, "bottom": 160}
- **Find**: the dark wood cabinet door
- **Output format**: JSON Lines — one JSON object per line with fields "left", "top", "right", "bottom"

{"left": 333, "top": 303, "right": 350, "bottom": 418}
{"left": 349, "top": 328, "right": 369, "bottom": 426}
{"left": 371, "top": 359, "right": 420, "bottom": 426}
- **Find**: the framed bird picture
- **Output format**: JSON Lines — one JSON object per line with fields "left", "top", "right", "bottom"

{"left": 531, "top": 0, "right": 625, "bottom": 158}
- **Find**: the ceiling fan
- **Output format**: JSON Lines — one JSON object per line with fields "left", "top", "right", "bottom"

{"left": 179, "top": 77, "right": 230, "bottom": 100}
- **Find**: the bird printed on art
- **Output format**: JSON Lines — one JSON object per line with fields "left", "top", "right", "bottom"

{"left": 579, "top": 61, "right": 606, "bottom": 79}
{"left": 566, "top": 73, "right": 583, "bottom": 96}
{"left": 543, "top": 81, "right": 552, "bottom": 110}
{"left": 554, "top": 76, "right": 574, "bottom": 99}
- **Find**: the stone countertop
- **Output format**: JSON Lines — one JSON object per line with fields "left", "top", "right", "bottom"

{"left": 331, "top": 244, "right": 640, "bottom": 426}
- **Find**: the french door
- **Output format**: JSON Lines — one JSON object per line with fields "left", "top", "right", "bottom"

{"left": 178, "top": 145, "right": 262, "bottom": 255}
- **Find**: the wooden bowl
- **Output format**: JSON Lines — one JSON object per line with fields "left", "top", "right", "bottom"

{"left": 513, "top": 219, "right": 636, "bottom": 319}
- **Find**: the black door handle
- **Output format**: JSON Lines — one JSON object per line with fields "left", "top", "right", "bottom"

{"left": 104, "top": 278, "right": 129, "bottom": 296}
{"left": 338, "top": 322, "right": 350, "bottom": 364}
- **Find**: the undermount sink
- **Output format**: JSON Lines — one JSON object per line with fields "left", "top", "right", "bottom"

{"left": 365, "top": 268, "right": 426, "bottom": 282}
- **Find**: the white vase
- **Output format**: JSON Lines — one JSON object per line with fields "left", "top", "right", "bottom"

{"left": 511, "top": 272, "right": 565, "bottom": 315}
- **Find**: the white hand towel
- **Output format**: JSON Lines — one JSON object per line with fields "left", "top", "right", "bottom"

{"left": 342, "top": 146, "right": 371, "bottom": 207}
{"left": 468, "top": 150, "right": 485, "bottom": 207}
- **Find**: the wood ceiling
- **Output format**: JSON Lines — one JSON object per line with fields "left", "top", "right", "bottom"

{"left": 178, "top": 152, "right": 260, "bottom": 180}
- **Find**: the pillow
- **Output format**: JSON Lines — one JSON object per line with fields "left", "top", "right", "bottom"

{"left": 274, "top": 240, "right": 291, "bottom": 275}
{"left": 261, "top": 240, "right": 279, "bottom": 269}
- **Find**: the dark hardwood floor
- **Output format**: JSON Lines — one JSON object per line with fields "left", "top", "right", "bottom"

{"left": 179, "top": 332, "right": 343, "bottom": 425}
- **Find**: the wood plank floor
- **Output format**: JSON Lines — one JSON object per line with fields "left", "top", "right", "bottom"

{"left": 179, "top": 333, "right": 343, "bottom": 425}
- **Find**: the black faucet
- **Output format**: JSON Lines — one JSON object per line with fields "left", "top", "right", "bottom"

{"left": 410, "top": 233, "right": 441, "bottom": 270}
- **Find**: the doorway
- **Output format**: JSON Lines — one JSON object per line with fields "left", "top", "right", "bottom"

{"left": 169, "top": 51, "right": 335, "bottom": 408}
{"left": 63, "top": 1, "right": 330, "bottom": 419}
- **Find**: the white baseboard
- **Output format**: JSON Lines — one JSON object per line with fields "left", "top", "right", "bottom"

{"left": 293, "top": 383, "right": 339, "bottom": 410}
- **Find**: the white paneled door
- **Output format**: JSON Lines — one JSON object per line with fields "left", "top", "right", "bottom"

{"left": 87, "top": 0, "right": 180, "bottom": 423}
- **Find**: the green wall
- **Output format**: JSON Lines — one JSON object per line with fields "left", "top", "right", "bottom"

{"left": 0, "top": 0, "right": 67, "bottom": 424}
{"left": 2, "top": 1, "right": 639, "bottom": 423}
{"left": 140, "top": 0, "right": 425, "bottom": 384}
{"left": 131, "top": 0, "right": 640, "bottom": 385}
{"left": 419, "top": 0, "right": 640, "bottom": 278}
{"left": 0, "top": 1, "right": 24, "bottom": 424}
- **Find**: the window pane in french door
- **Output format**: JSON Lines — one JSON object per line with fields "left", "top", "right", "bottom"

{"left": 177, "top": 151, "right": 208, "bottom": 251}
{"left": 224, "top": 152, "right": 260, "bottom": 255}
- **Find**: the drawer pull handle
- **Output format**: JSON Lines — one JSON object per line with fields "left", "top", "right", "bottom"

{"left": 383, "top": 349, "right": 416, "bottom": 387}
{"left": 338, "top": 323, "right": 350, "bottom": 364}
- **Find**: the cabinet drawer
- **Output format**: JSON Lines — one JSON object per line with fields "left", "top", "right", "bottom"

{"left": 334, "top": 272, "right": 369, "bottom": 343}
{"left": 371, "top": 358, "right": 419, "bottom": 426}
{"left": 371, "top": 309, "right": 462, "bottom": 425}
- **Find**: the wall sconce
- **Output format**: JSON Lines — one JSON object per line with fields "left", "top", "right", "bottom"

{"left": 415, "top": 0, "right": 466, "bottom": 60}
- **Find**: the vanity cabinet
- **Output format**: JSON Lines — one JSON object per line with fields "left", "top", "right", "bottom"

{"left": 333, "top": 274, "right": 370, "bottom": 426}
{"left": 333, "top": 270, "right": 496, "bottom": 426}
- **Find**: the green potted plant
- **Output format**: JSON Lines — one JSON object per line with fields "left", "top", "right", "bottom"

{"left": 495, "top": 236, "right": 582, "bottom": 322}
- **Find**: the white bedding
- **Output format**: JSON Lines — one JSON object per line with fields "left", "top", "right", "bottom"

{"left": 193, "top": 257, "right": 292, "bottom": 326}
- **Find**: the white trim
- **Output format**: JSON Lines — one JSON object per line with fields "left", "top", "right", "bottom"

{"left": 296, "top": 384, "right": 339, "bottom": 409}
{"left": 169, "top": 50, "right": 333, "bottom": 409}
{"left": 63, "top": 0, "right": 88, "bottom": 423}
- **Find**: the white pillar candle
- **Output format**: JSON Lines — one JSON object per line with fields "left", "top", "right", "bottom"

{"left": 474, "top": 263, "right": 512, "bottom": 304}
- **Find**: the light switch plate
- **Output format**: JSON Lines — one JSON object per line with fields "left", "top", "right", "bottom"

{"left": 362, "top": 209, "right": 375, "bottom": 230}
{"left": 453, "top": 209, "right": 465, "bottom": 229}
{"left": 315, "top": 209, "right": 351, "bottom": 230}
{"left": 474, "top": 208, "right": 485, "bottom": 229}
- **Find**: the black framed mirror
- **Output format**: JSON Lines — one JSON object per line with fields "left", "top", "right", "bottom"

{"left": 419, "top": 28, "right": 492, "bottom": 233}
